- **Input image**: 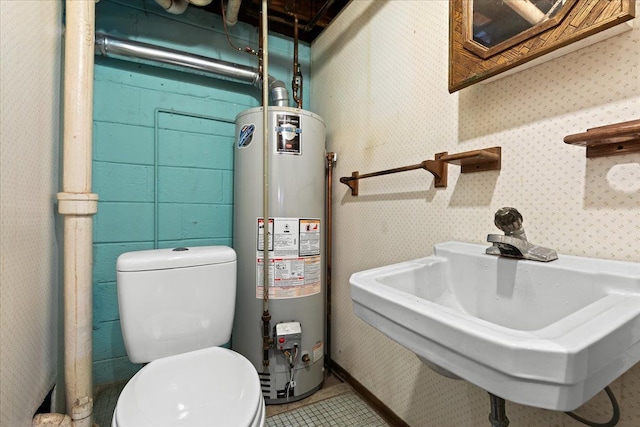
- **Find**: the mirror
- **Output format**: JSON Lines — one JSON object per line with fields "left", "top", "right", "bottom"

{"left": 449, "top": 0, "right": 635, "bottom": 92}
{"left": 464, "top": 0, "right": 577, "bottom": 58}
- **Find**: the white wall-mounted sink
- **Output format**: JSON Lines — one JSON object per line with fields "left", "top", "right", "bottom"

{"left": 350, "top": 241, "right": 640, "bottom": 411}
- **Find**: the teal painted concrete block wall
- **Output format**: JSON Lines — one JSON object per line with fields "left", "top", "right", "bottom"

{"left": 92, "top": 0, "right": 311, "bottom": 385}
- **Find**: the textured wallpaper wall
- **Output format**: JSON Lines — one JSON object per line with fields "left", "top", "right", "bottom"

{"left": 0, "top": 1, "right": 62, "bottom": 425}
{"left": 311, "top": 1, "right": 640, "bottom": 426}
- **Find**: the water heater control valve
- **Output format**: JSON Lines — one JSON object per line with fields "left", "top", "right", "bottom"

{"left": 275, "top": 321, "right": 302, "bottom": 351}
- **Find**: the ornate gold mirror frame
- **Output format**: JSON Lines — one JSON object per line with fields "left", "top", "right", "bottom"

{"left": 449, "top": 0, "right": 635, "bottom": 93}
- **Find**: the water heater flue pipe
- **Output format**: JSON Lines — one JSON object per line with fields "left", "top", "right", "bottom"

{"left": 94, "top": 33, "right": 289, "bottom": 107}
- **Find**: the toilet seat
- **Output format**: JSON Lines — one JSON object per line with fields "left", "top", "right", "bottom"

{"left": 112, "top": 347, "right": 265, "bottom": 427}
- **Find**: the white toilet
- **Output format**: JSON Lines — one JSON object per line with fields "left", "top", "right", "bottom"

{"left": 112, "top": 246, "right": 265, "bottom": 427}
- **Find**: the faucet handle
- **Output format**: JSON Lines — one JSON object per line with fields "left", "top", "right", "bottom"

{"left": 494, "top": 207, "right": 527, "bottom": 240}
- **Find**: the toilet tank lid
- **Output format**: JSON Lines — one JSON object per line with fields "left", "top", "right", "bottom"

{"left": 117, "top": 246, "right": 236, "bottom": 272}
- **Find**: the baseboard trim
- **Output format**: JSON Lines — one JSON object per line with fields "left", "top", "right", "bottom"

{"left": 330, "top": 362, "right": 410, "bottom": 427}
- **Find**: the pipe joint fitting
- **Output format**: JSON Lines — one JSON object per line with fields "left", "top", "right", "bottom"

{"left": 266, "top": 78, "right": 289, "bottom": 107}
{"left": 57, "top": 193, "right": 99, "bottom": 216}
{"left": 32, "top": 413, "right": 73, "bottom": 427}
{"left": 69, "top": 396, "right": 93, "bottom": 427}
{"left": 270, "top": 86, "right": 290, "bottom": 107}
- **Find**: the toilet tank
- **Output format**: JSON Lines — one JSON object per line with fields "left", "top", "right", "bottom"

{"left": 116, "top": 246, "right": 236, "bottom": 363}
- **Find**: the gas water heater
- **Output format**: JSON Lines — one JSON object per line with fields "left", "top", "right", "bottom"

{"left": 232, "top": 106, "right": 326, "bottom": 404}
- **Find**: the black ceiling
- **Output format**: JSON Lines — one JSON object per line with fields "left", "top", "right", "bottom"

{"left": 202, "top": 0, "right": 351, "bottom": 43}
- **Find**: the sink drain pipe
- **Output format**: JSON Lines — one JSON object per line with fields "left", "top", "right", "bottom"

{"left": 487, "top": 386, "right": 620, "bottom": 427}
{"left": 488, "top": 394, "right": 509, "bottom": 427}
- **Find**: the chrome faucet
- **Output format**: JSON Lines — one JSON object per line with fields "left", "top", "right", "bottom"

{"left": 486, "top": 207, "right": 558, "bottom": 262}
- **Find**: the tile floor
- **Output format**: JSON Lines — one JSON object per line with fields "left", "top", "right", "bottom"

{"left": 93, "top": 381, "right": 126, "bottom": 427}
{"left": 93, "top": 375, "right": 390, "bottom": 427}
{"left": 266, "top": 391, "right": 389, "bottom": 427}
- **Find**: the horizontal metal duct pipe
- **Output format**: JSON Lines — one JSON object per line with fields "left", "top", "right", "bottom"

{"left": 94, "top": 32, "right": 289, "bottom": 107}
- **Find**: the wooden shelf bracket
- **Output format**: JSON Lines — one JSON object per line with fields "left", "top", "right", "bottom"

{"left": 339, "top": 147, "right": 501, "bottom": 196}
{"left": 439, "top": 147, "right": 501, "bottom": 173}
{"left": 564, "top": 119, "right": 640, "bottom": 159}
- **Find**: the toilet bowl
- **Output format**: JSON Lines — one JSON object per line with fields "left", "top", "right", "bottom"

{"left": 112, "top": 347, "right": 265, "bottom": 427}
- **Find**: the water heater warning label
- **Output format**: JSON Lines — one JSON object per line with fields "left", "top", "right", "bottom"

{"left": 256, "top": 217, "right": 321, "bottom": 299}
{"left": 275, "top": 114, "right": 301, "bottom": 155}
{"left": 299, "top": 219, "right": 320, "bottom": 256}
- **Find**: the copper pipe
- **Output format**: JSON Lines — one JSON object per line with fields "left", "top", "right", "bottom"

{"left": 293, "top": 15, "right": 298, "bottom": 95}
{"left": 258, "top": 12, "right": 263, "bottom": 77}
{"left": 292, "top": 16, "right": 302, "bottom": 108}
{"left": 325, "top": 152, "right": 336, "bottom": 375}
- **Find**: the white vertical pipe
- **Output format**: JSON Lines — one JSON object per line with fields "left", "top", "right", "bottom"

{"left": 63, "top": 2, "right": 94, "bottom": 194}
{"left": 225, "top": 0, "right": 242, "bottom": 26}
{"left": 154, "top": 0, "right": 189, "bottom": 15}
{"left": 57, "top": 0, "right": 98, "bottom": 426}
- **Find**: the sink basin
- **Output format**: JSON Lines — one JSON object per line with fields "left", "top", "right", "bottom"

{"left": 350, "top": 241, "right": 640, "bottom": 411}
